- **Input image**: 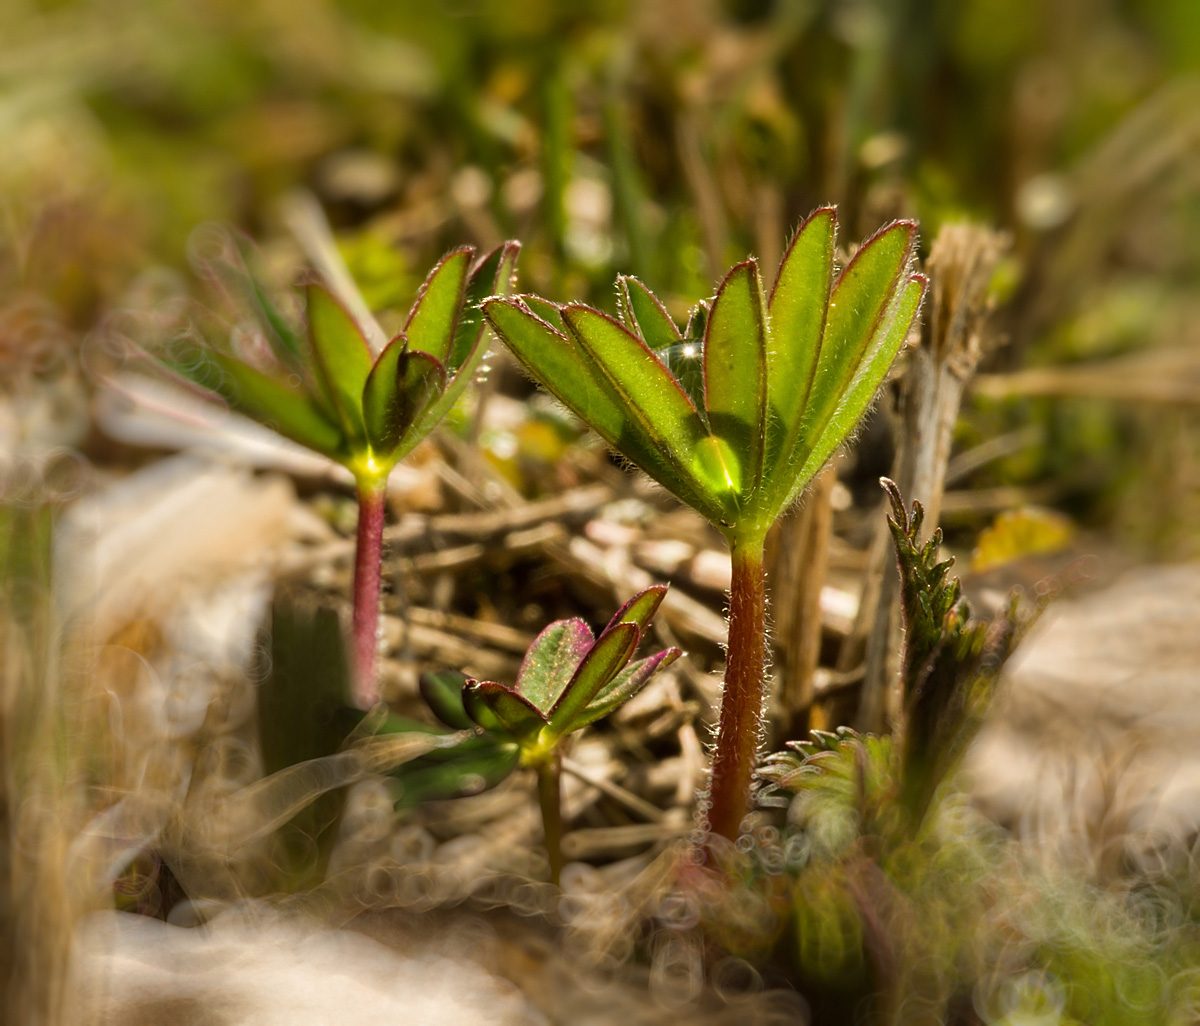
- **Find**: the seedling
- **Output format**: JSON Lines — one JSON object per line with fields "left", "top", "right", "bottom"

{"left": 165, "top": 238, "right": 520, "bottom": 707}
{"left": 411, "top": 586, "right": 680, "bottom": 883}
{"left": 483, "top": 208, "right": 927, "bottom": 842}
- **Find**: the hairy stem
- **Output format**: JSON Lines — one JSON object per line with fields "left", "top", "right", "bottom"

{"left": 351, "top": 482, "right": 387, "bottom": 708}
{"left": 537, "top": 757, "right": 564, "bottom": 886}
{"left": 706, "top": 533, "right": 768, "bottom": 843}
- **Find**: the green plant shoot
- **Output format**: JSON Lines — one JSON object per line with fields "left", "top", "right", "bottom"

{"left": 413, "top": 585, "right": 680, "bottom": 883}
{"left": 167, "top": 237, "right": 520, "bottom": 707}
{"left": 482, "top": 208, "right": 926, "bottom": 843}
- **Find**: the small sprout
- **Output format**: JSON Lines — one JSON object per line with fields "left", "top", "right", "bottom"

{"left": 406, "top": 586, "right": 681, "bottom": 883}
{"left": 483, "top": 209, "right": 927, "bottom": 844}
{"left": 164, "top": 235, "right": 520, "bottom": 706}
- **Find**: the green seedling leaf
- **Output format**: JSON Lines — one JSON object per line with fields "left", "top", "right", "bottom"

{"left": 399, "top": 243, "right": 519, "bottom": 461}
{"left": 362, "top": 337, "right": 447, "bottom": 457}
{"left": 562, "top": 305, "right": 704, "bottom": 448}
{"left": 547, "top": 621, "right": 639, "bottom": 735}
{"left": 567, "top": 647, "right": 681, "bottom": 730}
{"left": 305, "top": 283, "right": 373, "bottom": 441}
{"left": 514, "top": 618, "right": 594, "bottom": 715}
{"left": 618, "top": 275, "right": 681, "bottom": 350}
{"left": 464, "top": 680, "right": 547, "bottom": 743}
{"left": 447, "top": 241, "right": 520, "bottom": 371}
{"left": 405, "top": 247, "right": 472, "bottom": 365}
{"left": 602, "top": 584, "right": 668, "bottom": 637}
{"left": 484, "top": 298, "right": 627, "bottom": 443}
{"left": 704, "top": 260, "right": 768, "bottom": 497}
{"left": 560, "top": 305, "right": 726, "bottom": 515}
{"left": 520, "top": 295, "right": 566, "bottom": 333}
{"left": 391, "top": 736, "right": 520, "bottom": 807}
{"left": 795, "top": 221, "right": 916, "bottom": 459}
{"left": 174, "top": 344, "right": 344, "bottom": 458}
{"left": 791, "top": 272, "right": 927, "bottom": 499}
{"left": 766, "top": 207, "right": 835, "bottom": 466}
{"left": 418, "top": 670, "right": 475, "bottom": 731}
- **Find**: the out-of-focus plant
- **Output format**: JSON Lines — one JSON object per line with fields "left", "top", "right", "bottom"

{"left": 483, "top": 209, "right": 926, "bottom": 843}
{"left": 403, "top": 586, "right": 680, "bottom": 883}
{"left": 163, "top": 236, "right": 519, "bottom": 707}
{"left": 751, "top": 479, "right": 1036, "bottom": 1016}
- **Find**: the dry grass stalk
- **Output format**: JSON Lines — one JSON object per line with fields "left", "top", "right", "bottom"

{"left": 856, "top": 222, "right": 1010, "bottom": 731}
{"left": 770, "top": 465, "right": 835, "bottom": 736}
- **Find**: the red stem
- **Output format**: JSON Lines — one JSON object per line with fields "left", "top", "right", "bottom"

{"left": 351, "top": 483, "right": 387, "bottom": 708}
{"left": 706, "top": 534, "right": 767, "bottom": 843}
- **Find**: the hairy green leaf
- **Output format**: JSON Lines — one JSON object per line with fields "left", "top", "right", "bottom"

{"left": 796, "top": 222, "right": 916, "bottom": 458}
{"left": 405, "top": 247, "right": 471, "bottom": 365}
{"left": 567, "top": 646, "right": 681, "bottom": 731}
{"left": 704, "top": 260, "right": 768, "bottom": 497}
{"left": 766, "top": 207, "right": 835, "bottom": 472}
{"left": 790, "top": 272, "right": 927, "bottom": 499}
{"left": 560, "top": 306, "right": 726, "bottom": 517}
{"left": 305, "top": 283, "right": 373, "bottom": 442}
{"left": 515, "top": 618, "right": 594, "bottom": 715}
{"left": 362, "top": 337, "right": 447, "bottom": 457}
{"left": 464, "top": 680, "right": 547, "bottom": 742}
{"left": 484, "top": 298, "right": 627, "bottom": 443}
{"left": 519, "top": 295, "right": 566, "bottom": 333}
{"left": 399, "top": 242, "right": 520, "bottom": 460}
{"left": 174, "top": 345, "right": 344, "bottom": 457}
{"left": 602, "top": 584, "right": 668, "bottom": 637}
{"left": 547, "top": 621, "right": 639, "bottom": 734}
{"left": 618, "top": 275, "right": 681, "bottom": 350}
{"left": 418, "top": 670, "right": 474, "bottom": 731}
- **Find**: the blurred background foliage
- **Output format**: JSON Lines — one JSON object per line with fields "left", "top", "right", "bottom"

{"left": 2, "top": 0, "right": 1198, "bottom": 551}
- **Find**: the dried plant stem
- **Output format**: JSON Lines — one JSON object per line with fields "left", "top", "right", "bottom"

{"left": 773, "top": 467, "right": 835, "bottom": 736}
{"left": 856, "top": 223, "right": 1009, "bottom": 731}
{"left": 706, "top": 534, "right": 768, "bottom": 842}
{"left": 351, "top": 483, "right": 387, "bottom": 708}
{"left": 536, "top": 757, "right": 564, "bottom": 886}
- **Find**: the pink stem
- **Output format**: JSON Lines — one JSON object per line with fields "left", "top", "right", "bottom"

{"left": 706, "top": 534, "right": 767, "bottom": 843}
{"left": 351, "top": 483, "right": 387, "bottom": 708}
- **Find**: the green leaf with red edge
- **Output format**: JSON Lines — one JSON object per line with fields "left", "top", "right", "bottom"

{"left": 790, "top": 272, "right": 927, "bottom": 501}
{"left": 547, "top": 621, "right": 639, "bottom": 735}
{"left": 418, "top": 669, "right": 474, "bottom": 730}
{"left": 170, "top": 343, "right": 345, "bottom": 458}
{"left": 483, "top": 297, "right": 628, "bottom": 443}
{"left": 618, "top": 276, "right": 681, "bottom": 350}
{"left": 305, "top": 283, "right": 373, "bottom": 442}
{"left": 765, "top": 207, "right": 835, "bottom": 473}
{"left": 794, "top": 221, "right": 916, "bottom": 459}
{"left": 520, "top": 295, "right": 566, "bottom": 333}
{"left": 448, "top": 241, "right": 520, "bottom": 371}
{"left": 514, "top": 618, "right": 594, "bottom": 715}
{"left": 400, "top": 242, "right": 521, "bottom": 460}
{"left": 404, "top": 247, "right": 472, "bottom": 365}
{"left": 602, "top": 584, "right": 668, "bottom": 637}
{"left": 704, "top": 260, "right": 768, "bottom": 499}
{"left": 362, "top": 337, "right": 447, "bottom": 457}
{"left": 560, "top": 305, "right": 733, "bottom": 522}
{"left": 464, "top": 680, "right": 547, "bottom": 743}
{"left": 567, "top": 647, "right": 682, "bottom": 730}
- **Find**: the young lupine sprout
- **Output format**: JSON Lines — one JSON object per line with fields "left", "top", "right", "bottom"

{"left": 483, "top": 208, "right": 927, "bottom": 844}
{"left": 411, "top": 585, "right": 680, "bottom": 883}
{"left": 166, "top": 236, "right": 520, "bottom": 707}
